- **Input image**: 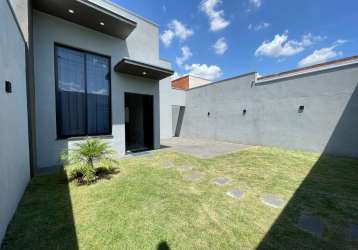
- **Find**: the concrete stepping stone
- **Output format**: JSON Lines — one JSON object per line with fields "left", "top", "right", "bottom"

{"left": 261, "top": 195, "right": 285, "bottom": 208}
{"left": 184, "top": 171, "right": 203, "bottom": 181}
{"left": 161, "top": 161, "right": 175, "bottom": 169}
{"left": 297, "top": 214, "right": 325, "bottom": 237}
{"left": 213, "top": 177, "right": 229, "bottom": 185}
{"left": 226, "top": 189, "right": 245, "bottom": 199}
{"left": 350, "top": 224, "right": 358, "bottom": 240}
{"left": 177, "top": 165, "right": 192, "bottom": 172}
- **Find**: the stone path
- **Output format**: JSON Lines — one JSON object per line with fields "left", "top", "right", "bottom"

{"left": 296, "top": 214, "right": 325, "bottom": 237}
{"left": 159, "top": 162, "right": 358, "bottom": 240}
{"left": 226, "top": 189, "right": 245, "bottom": 199}
{"left": 261, "top": 195, "right": 285, "bottom": 208}
{"left": 161, "top": 163, "right": 356, "bottom": 241}
{"left": 213, "top": 177, "right": 229, "bottom": 185}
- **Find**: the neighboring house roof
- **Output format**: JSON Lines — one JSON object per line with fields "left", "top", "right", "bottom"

{"left": 258, "top": 55, "right": 358, "bottom": 81}
{"left": 172, "top": 75, "right": 211, "bottom": 90}
{"left": 172, "top": 75, "right": 190, "bottom": 90}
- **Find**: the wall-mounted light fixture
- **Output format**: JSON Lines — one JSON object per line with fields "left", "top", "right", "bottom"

{"left": 298, "top": 105, "right": 304, "bottom": 113}
{"left": 243, "top": 109, "right": 247, "bottom": 115}
{"left": 5, "top": 81, "right": 12, "bottom": 93}
{"left": 207, "top": 112, "right": 210, "bottom": 117}
{"left": 100, "top": 22, "right": 105, "bottom": 26}
{"left": 68, "top": 9, "right": 74, "bottom": 14}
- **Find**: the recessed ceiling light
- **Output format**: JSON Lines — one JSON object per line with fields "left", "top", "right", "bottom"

{"left": 68, "top": 9, "right": 74, "bottom": 14}
{"left": 100, "top": 22, "right": 105, "bottom": 26}
{"left": 142, "top": 71, "right": 147, "bottom": 75}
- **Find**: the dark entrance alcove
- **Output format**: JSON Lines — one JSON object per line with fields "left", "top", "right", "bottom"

{"left": 125, "top": 93, "right": 154, "bottom": 152}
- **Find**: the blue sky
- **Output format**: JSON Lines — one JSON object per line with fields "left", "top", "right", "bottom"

{"left": 112, "top": 0, "right": 358, "bottom": 81}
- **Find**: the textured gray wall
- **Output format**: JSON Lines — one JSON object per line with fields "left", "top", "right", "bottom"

{"left": 159, "top": 77, "right": 186, "bottom": 139}
{"left": 0, "top": 0, "right": 30, "bottom": 242}
{"left": 182, "top": 66, "right": 358, "bottom": 157}
{"left": 33, "top": 9, "right": 164, "bottom": 168}
{"left": 8, "top": 0, "right": 29, "bottom": 41}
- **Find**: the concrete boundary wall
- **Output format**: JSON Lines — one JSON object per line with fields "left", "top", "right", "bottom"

{"left": 181, "top": 65, "right": 358, "bottom": 157}
{"left": 0, "top": 0, "right": 30, "bottom": 243}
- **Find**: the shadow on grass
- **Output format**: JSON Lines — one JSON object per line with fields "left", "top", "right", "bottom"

{"left": 1, "top": 170, "right": 78, "bottom": 250}
{"left": 95, "top": 167, "right": 120, "bottom": 181}
{"left": 67, "top": 167, "right": 120, "bottom": 185}
{"left": 157, "top": 241, "right": 171, "bottom": 250}
{"left": 257, "top": 85, "right": 358, "bottom": 248}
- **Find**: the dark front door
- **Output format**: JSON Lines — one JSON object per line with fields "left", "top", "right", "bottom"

{"left": 125, "top": 93, "right": 154, "bottom": 152}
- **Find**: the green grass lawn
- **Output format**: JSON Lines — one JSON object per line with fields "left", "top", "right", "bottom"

{"left": 2, "top": 147, "right": 358, "bottom": 249}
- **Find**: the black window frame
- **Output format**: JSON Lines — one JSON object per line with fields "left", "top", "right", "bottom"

{"left": 54, "top": 43, "right": 112, "bottom": 139}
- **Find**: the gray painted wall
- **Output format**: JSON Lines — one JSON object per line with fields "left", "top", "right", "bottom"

{"left": 159, "top": 77, "right": 186, "bottom": 139}
{"left": 9, "top": 0, "right": 29, "bottom": 42}
{"left": 33, "top": 9, "right": 164, "bottom": 169}
{"left": 181, "top": 66, "right": 358, "bottom": 157}
{"left": 0, "top": 0, "right": 30, "bottom": 242}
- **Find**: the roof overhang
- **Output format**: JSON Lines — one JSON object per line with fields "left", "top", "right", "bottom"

{"left": 33, "top": 0, "right": 137, "bottom": 39}
{"left": 114, "top": 58, "right": 174, "bottom": 80}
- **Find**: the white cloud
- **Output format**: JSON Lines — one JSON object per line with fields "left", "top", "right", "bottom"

{"left": 200, "top": 0, "right": 230, "bottom": 32}
{"left": 176, "top": 46, "right": 193, "bottom": 66}
{"left": 298, "top": 42, "right": 345, "bottom": 67}
{"left": 300, "top": 33, "right": 326, "bottom": 47}
{"left": 162, "top": 5, "right": 167, "bottom": 12}
{"left": 248, "top": 22, "right": 270, "bottom": 31}
{"left": 171, "top": 72, "right": 181, "bottom": 80}
{"left": 184, "top": 63, "right": 222, "bottom": 80}
{"left": 160, "top": 20, "right": 194, "bottom": 47}
{"left": 255, "top": 33, "right": 304, "bottom": 57}
{"left": 334, "top": 39, "right": 348, "bottom": 45}
{"left": 160, "top": 30, "right": 175, "bottom": 47}
{"left": 249, "top": 0, "right": 262, "bottom": 8}
{"left": 255, "top": 32, "right": 325, "bottom": 58}
{"left": 213, "top": 37, "right": 228, "bottom": 55}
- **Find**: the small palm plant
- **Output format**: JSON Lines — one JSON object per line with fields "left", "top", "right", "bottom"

{"left": 61, "top": 138, "right": 119, "bottom": 184}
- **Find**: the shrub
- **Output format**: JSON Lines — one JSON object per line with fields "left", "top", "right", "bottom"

{"left": 61, "top": 138, "right": 119, "bottom": 184}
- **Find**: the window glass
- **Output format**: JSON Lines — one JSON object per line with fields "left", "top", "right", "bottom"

{"left": 55, "top": 46, "right": 111, "bottom": 138}
{"left": 86, "top": 54, "right": 110, "bottom": 134}
{"left": 57, "top": 47, "right": 86, "bottom": 137}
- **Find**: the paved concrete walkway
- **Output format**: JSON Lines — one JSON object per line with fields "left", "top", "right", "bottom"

{"left": 159, "top": 138, "right": 251, "bottom": 159}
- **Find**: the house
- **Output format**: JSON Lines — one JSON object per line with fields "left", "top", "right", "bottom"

{"left": 1, "top": 0, "right": 358, "bottom": 244}
{"left": 1, "top": 0, "right": 173, "bottom": 242}
{"left": 29, "top": 0, "right": 173, "bottom": 169}
{"left": 171, "top": 75, "right": 211, "bottom": 90}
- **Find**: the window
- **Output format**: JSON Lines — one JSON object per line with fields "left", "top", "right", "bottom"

{"left": 55, "top": 45, "right": 111, "bottom": 138}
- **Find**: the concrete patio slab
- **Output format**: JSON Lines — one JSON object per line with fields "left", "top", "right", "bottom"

{"left": 126, "top": 151, "right": 152, "bottom": 157}
{"left": 160, "top": 138, "right": 251, "bottom": 159}
{"left": 297, "top": 214, "right": 325, "bottom": 237}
